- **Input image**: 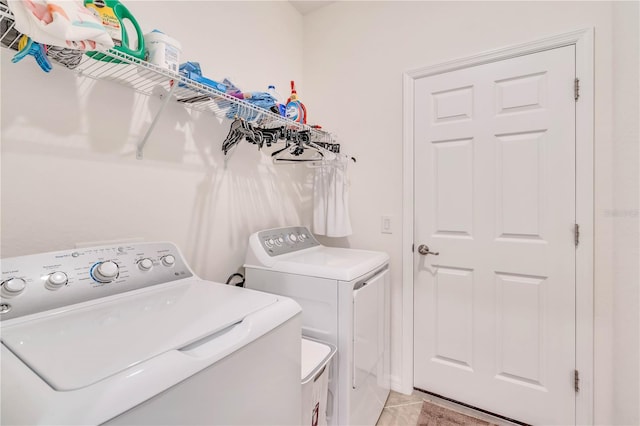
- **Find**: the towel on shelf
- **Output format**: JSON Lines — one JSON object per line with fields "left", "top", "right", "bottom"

{"left": 225, "top": 91, "right": 277, "bottom": 121}
{"left": 8, "top": 0, "right": 113, "bottom": 51}
{"left": 313, "top": 157, "right": 353, "bottom": 238}
{"left": 1, "top": 0, "right": 85, "bottom": 69}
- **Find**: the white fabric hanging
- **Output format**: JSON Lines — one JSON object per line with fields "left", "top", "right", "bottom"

{"left": 313, "top": 157, "right": 352, "bottom": 237}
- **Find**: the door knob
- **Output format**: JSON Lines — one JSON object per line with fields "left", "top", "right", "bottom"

{"left": 417, "top": 244, "right": 439, "bottom": 256}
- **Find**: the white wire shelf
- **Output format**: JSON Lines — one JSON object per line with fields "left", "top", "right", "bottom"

{"left": 0, "top": 2, "right": 333, "bottom": 158}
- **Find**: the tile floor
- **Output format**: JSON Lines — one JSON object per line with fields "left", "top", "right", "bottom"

{"left": 376, "top": 390, "right": 521, "bottom": 426}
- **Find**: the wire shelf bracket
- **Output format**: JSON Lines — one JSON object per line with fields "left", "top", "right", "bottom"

{"left": 137, "top": 82, "right": 177, "bottom": 160}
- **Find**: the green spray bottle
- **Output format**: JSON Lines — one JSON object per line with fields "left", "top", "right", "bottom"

{"left": 84, "top": 0, "right": 145, "bottom": 63}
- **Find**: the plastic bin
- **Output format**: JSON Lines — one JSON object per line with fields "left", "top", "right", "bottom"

{"left": 301, "top": 338, "right": 336, "bottom": 426}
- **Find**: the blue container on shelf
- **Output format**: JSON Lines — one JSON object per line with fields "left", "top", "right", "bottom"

{"left": 178, "top": 62, "right": 227, "bottom": 93}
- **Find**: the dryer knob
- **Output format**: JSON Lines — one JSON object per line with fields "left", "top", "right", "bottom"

{"left": 161, "top": 255, "right": 175, "bottom": 267}
{"left": 92, "top": 261, "right": 119, "bottom": 283}
{"left": 289, "top": 233, "right": 298, "bottom": 242}
{"left": 2, "top": 278, "right": 26, "bottom": 296}
{"left": 46, "top": 272, "right": 68, "bottom": 290}
{"left": 138, "top": 258, "right": 153, "bottom": 271}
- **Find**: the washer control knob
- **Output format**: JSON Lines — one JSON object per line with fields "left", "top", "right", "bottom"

{"left": 161, "top": 255, "right": 175, "bottom": 267}
{"left": 46, "top": 272, "right": 68, "bottom": 290}
{"left": 264, "top": 239, "right": 273, "bottom": 249}
{"left": 289, "top": 233, "right": 298, "bottom": 242}
{"left": 300, "top": 233, "right": 308, "bottom": 240}
{"left": 92, "top": 261, "right": 119, "bottom": 283}
{"left": 138, "top": 258, "right": 153, "bottom": 271}
{"left": 2, "top": 278, "right": 26, "bottom": 296}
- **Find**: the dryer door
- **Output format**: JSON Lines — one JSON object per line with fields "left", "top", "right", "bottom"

{"left": 351, "top": 267, "right": 390, "bottom": 425}
{"left": 352, "top": 268, "right": 389, "bottom": 388}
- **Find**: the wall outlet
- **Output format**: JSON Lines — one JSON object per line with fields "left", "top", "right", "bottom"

{"left": 381, "top": 216, "right": 393, "bottom": 234}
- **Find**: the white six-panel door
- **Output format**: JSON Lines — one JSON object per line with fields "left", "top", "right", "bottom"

{"left": 413, "top": 46, "right": 576, "bottom": 425}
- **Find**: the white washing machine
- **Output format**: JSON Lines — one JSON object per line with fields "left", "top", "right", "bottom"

{"left": 244, "top": 226, "right": 391, "bottom": 426}
{"left": 1, "top": 241, "right": 302, "bottom": 425}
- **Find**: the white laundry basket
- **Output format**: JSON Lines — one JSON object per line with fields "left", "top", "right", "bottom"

{"left": 301, "top": 338, "right": 336, "bottom": 426}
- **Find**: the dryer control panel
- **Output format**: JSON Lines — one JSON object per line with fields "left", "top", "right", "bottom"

{"left": 0, "top": 242, "right": 193, "bottom": 321}
{"left": 257, "top": 226, "right": 320, "bottom": 257}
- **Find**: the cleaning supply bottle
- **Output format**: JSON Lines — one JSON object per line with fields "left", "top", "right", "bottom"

{"left": 286, "top": 81, "right": 307, "bottom": 124}
{"left": 84, "top": 0, "right": 145, "bottom": 62}
{"left": 268, "top": 85, "right": 286, "bottom": 116}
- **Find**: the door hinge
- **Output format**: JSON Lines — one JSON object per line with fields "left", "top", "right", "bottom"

{"left": 574, "top": 369, "right": 580, "bottom": 392}
{"left": 574, "top": 223, "right": 580, "bottom": 246}
{"left": 574, "top": 78, "right": 580, "bottom": 101}
{"left": 412, "top": 243, "right": 415, "bottom": 253}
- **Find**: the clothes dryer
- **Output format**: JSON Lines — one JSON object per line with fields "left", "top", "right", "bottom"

{"left": 244, "top": 226, "right": 391, "bottom": 426}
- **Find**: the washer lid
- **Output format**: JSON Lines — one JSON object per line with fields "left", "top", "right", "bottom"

{"left": 0, "top": 280, "right": 279, "bottom": 391}
{"left": 261, "top": 247, "right": 389, "bottom": 281}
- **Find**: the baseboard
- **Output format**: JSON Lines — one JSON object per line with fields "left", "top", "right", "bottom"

{"left": 390, "top": 375, "right": 412, "bottom": 395}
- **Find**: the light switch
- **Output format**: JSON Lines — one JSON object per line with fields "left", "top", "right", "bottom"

{"left": 381, "top": 216, "right": 393, "bottom": 234}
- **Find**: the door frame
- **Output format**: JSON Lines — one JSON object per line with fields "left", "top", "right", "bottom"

{"left": 401, "top": 28, "right": 594, "bottom": 424}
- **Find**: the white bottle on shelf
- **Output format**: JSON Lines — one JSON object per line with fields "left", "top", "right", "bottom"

{"left": 268, "top": 85, "right": 285, "bottom": 116}
{"left": 267, "top": 85, "right": 280, "bottom": 101}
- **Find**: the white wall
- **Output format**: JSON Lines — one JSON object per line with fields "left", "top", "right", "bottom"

{"left": 303, "top": 1, "right": 637, "bottom": 424}
{"left": 1, "top": 1, "right": 311, "bottom": 284}
{"left": 612, "top": 2, "right": 640, "bottom": 424}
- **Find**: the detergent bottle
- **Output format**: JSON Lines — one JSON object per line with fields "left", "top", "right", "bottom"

{"left": 84, "top": 0, "right": 145, "bottom": 62}
{"left": 286, "top": 81, "right": 307, "bottom": 124}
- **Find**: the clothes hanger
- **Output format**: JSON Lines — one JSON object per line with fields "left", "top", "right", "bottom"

{"left": 309, "top": 141, "right": 356, "bottom": 163}
{"left": 222, "top": 118, "right": 357, "bottom": 164}
{"left": 222, "top": 117, "right": 261, "bottom": 154}
{"left": 272, "top": 138, "right": 325, "bottom": 163}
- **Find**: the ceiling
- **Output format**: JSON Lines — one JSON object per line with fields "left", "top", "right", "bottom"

{"left": 289, "top": 1, "right": 334, "bottom": 15}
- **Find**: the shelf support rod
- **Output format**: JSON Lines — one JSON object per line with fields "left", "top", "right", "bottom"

{"left": 137, "top": 82, "right": 178, "bottom": 160}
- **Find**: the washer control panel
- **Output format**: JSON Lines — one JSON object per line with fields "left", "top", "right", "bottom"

{"left": 0, "top": 242, "right": 193, "bottom": 320}
{"left": 258, "top": 226, "right": 320, "bottom": 257}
